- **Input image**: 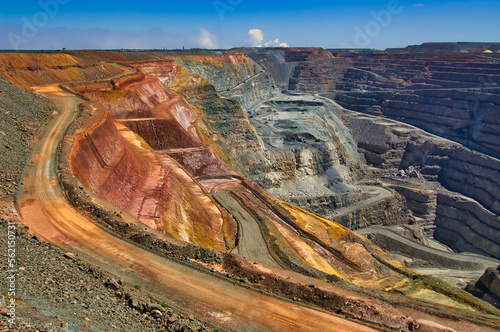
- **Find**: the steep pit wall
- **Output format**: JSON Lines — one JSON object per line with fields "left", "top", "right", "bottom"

{"left": 69, "top": 112, "right": 142, "bottom": 203}
{"left": 333, "top": 110, "right": 411, "bottom": 170}
{"left": 222, "top": 72, "right": 279, "bottom": 112}
{"left": 439, "top": 148, "right": 500, "bottom": 215}
{"left": 169, "top": 54, "right": 279, "bottom": 112}
{"left": 332, "top": 192, "right": 412, "bottom": 230}
{"left": 434, "top": 193, "right": 500, "bottom": 259}
{"left": 336, "top": 89, "right": 500, "bottom": 159}
{"left": 400, "top": 137, "right": 500, "bottom": 217}
{"left": 405, "top": 140, "right": 500, "bottom": 259}
{"left": 282, "top": 52, "right": 500, "bottom": 158}
{"left": 165, "top": 149, "right": 233, "bottom": 178}
{"left": 391, "top": 185, "right": 437, "bottom": 223}
{"left": 278, "top": 48, "right": 347, "bottom": 93}
{"left": 167, "top": 55, "right": 260, "bottom": 92}
{"left": 84, "top": 73, "right": 206, "bottom": 150}
{"left": 331, "top": 53, "right": 500, "bottom": 91}
{"left": 247, "top": 49, "right": 299, "bottom": 91}
{"left": 179, "top": 83, "right": 265, "bottom": 174}
{"left": 173, "top": 60, "right": 412, "bottom": 231}
{"left": 120, "top": 119, "right": 199, "bottom": 150}
{"left": 120, "top": 75, "right": 174, "bottom": 110}
{"left": 137, "top": 60, "right": 207, "bottom": 90}
{"left": 69, "top": 105, "right": 235, "bottom": 252}
{"left": 84, "top": 88, "right": 154, "bottom": 118}
{"left": 331, "top": 53, "right": 500, "bottom": 159}
{"left": 341, "top": 108, "right": 500, "bottom": 259}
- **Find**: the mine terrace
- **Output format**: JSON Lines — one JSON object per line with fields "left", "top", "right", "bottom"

{"left": 1, "top": 43, "right": 500, "bottom": 331}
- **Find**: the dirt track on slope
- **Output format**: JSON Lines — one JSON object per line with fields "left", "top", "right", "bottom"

{"left": 17, "top": 85, "right": 377, "bottom": 332}
{"left": 213, "top": 190, "right": 279, "bottom": 267}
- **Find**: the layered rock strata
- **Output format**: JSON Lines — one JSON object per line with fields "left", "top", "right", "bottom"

{"left": 258, "top": 47, "right": 500, "bottom": 261}
{"left": 336, "top": 108, "right": 500, "bottom": 259}
{"left": 69, "top": 72, "right": 238, "bottom": 251}
{"left": 2, "top": 50, "right": 500, "bottom": 322}
{"left": 167, "top": 54, "right": 412, "bottom": 231}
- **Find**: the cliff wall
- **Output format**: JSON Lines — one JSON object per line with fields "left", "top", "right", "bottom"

{"left": 170, "top": 57, "right": 412, "bottom": 230}
{"left": 340, "top": 109, "right": 500, "bottom": 259}
{"left": 68, "top": 70, "right": 238, "bottom": 251}
{"left": 335, "top": 89, "right": 500, "bottom": 159}
{"left": 170, "top": 54, "right": 279, "bottom": 112}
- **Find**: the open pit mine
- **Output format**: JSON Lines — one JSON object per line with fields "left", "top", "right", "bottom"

{"left": 1, "top": 43, "right": 500, "bottom": 331}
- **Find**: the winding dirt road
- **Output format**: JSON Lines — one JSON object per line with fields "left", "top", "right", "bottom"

{"left": 18, "top": 85, "right": 377, "bottom": 332}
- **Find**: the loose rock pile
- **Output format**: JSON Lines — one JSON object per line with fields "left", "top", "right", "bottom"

{"left": 0, "top": 77, "right": 51, "bottom": 200}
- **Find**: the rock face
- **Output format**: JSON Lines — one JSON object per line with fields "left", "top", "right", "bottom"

{"left": 335, "top": 89, "right": 500, "bottom": 160}
{"left": 246, "top": 49, "right": 299, "bottom": 91}
{"left": 329, "top": 52, "right": 500, "bottom": 159}
{"left": 337, "top": 108, "right": 500, "bottom": 258}
{"left": 166, "top": 52, "right": 412, "bottom": 230}
{"left": 168, "top": 54, "right": 279, "bottom": 112}
{"left": 397, "top": 133, "right": 500, "bottom": 258}
{"left": 435, "top": 193, "right": 500, "bottom": 258}
{"left": 257, "top": 47, "right": 500, "bottom": 260}
{"left": 4, "top": 50, "right": 500, "bottom": 325}
{"left": 466, "top": 265, "right": 500, "bottom": 309}
{"left": 69, "top": 73, "right": 237, "bottom": 252}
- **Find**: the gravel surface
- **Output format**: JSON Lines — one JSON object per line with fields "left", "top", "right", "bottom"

{"left": 0, "top": 74, "right": 214, "bottom": 331}
{"left": 0, "top": 205, "right": 212, "bottom": 331}
{"left": 0, "top": 76, "right": 51, "bottom": 201}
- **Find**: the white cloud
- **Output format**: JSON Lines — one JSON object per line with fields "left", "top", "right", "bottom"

{"left": 245, "top": 29, "right": 288, "bottom": 48}
{"left": 198, "top": 28, "right": 218, "bottom": 49}
{"left": 246, "top": 28, "right": 265, "bottom": 47}
{"left": 265, "top": 39, "right": 289, "bottom": 47}
{"left": 414, "top": 3, "right": 425, "bottom": 6}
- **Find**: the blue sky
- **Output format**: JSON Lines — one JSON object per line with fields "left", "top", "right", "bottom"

{"left": 0, "top": 0, "right": 498, "bottom": 50}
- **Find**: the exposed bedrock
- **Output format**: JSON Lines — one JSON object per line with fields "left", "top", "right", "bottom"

{"left": 69, "top": 109, "right": 235, "bottom": 251}
{"left": 335, "top": 89, "right": 500, "bottom": 159}
{"left": 439, "top": 148, "right": 500, "bottom": 215}
{"left": 330, "top": 51, "right": 500, "bottom": 91}
{"left": 167, "top": 54, "right": 279, "bottom": 112}
{"left": 167, "top": 55, "right": 259, "bottom": 91}
{"left": 466, "top": 265, "right": 500, "bottom": 309}
{"left": 339, "top": 108, "right": 500, "bottom": 259}
{"left": 332, "top": 191, "right": 412, "bottom": 230}
{"left": 0, "top": 52, "right": 128, "bottom": 89}
{"left": 278, "top": 48, "right": 348, "bottom": 93}
{"left": 434, "top": 193, "right": 500, "bottom": 259}
{"left": 178, "top": 83, "right": 265, "bottom": 175}
{"left": 246, "top": 49, "right": 300, "bottom": 91}
{"left": 400, "top": 136, "right": 500, "bottom": 218}
{"left": 391, "top": 186, "right": 437, "bottom": 223}
{"left": 246, "top": 49, "right": 500, "bottom": 260}
{"left": 268, "top": 50, "right": 500, "bottom": 159}
{"left": 168, "top": 55, "right": 414, "bottom": 230}
{"left": 69, "top": 75, "right": 238, "bottom": 251}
